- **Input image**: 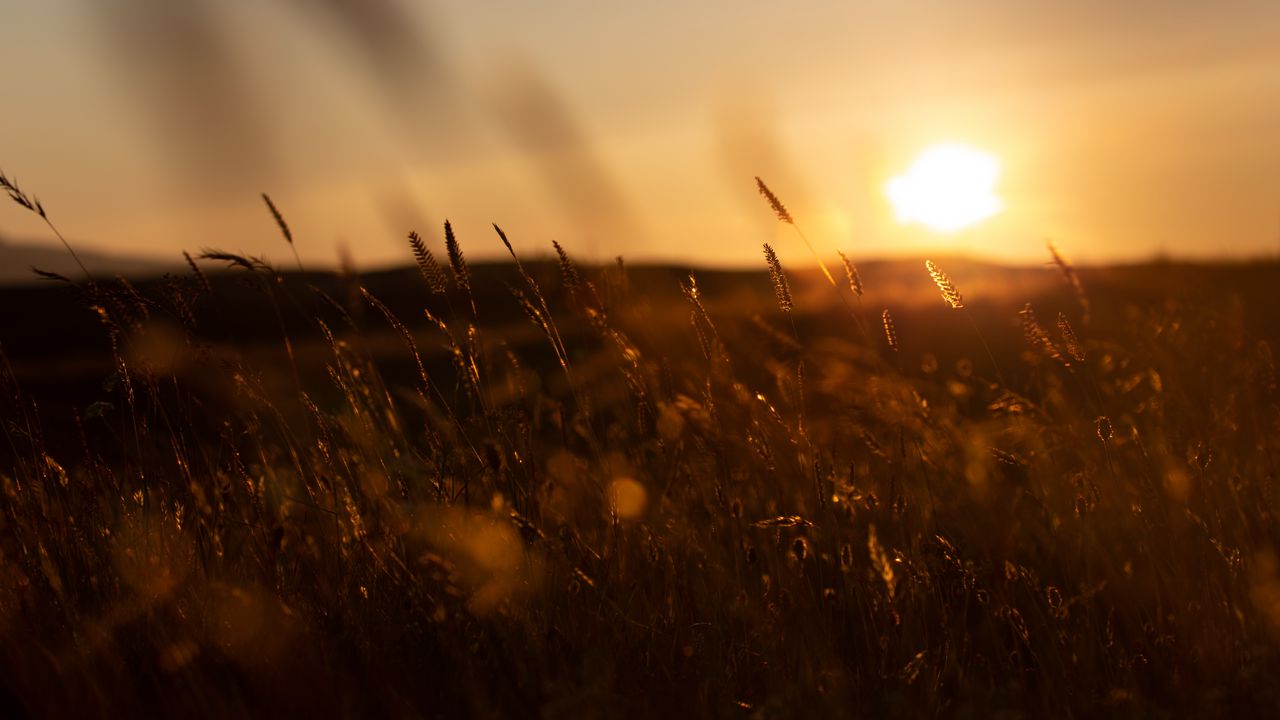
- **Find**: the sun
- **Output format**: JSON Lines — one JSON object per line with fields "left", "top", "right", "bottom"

{"left": 886, "top": 143, "right": 1004, "bottom": 233}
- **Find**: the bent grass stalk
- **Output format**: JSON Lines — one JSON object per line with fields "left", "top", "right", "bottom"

{"left": 262, "top": 193, "right": 304, "bottom": 273}
{"left": 445, "top": 220, "right": 479, "bottom": 320}
{"left": 755, "top": 176, "right": 865, "bottom": 327}
{"left": 2, "top": 169, "right": 93, "bottom": 281}
{"left": 925, "top": 259, "right": 1005, "bottom": 386}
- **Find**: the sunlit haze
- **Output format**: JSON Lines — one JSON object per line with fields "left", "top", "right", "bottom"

{"left": 887, "top": 144, "right": 1004, "bottom": 233}
{"left": 2, "top": 1, "right": 1279, "bottom": 268}
{"left": 9, "top": 4, "right": 1280, "bottom": 715}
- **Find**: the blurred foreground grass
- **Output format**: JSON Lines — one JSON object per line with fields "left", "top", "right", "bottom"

{"left": 3, "top": 219, "right": 1280, "bottom": 716}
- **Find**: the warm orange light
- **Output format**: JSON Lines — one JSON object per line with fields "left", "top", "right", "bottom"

{"left": 886, "top": 143, "right": 1004, "bottom": 232}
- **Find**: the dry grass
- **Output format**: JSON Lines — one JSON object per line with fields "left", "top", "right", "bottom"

{"left": 407, "top": 230, "right": 449, "bottom": 295}
{"left": 763, "top": 242, "right": 793, "bottom": 314}
{"left": 838, "top": 250, "right": 863, "bottom": 299}
{"left": 926, "top": 259, "right": 965, "bottom": 310}
{"left": 3, "top": 181, "right": 1280, "bottom": 717}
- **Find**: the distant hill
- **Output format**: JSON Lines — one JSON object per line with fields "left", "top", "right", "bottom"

{"left": 0, "top": 235, "right": 179, "bottom": 284}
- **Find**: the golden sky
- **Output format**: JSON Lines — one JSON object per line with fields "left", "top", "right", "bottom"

{"left": 2, "top": 0, "right": 1279, "bottom": 268}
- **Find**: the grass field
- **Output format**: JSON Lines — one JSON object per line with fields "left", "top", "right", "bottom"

{"left": 3, "top": 180, "right": 1280, "bottom": 716}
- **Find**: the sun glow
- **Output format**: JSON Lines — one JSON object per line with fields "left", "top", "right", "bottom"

{"left": 886, "top": 143, "right": 1004, "bottom": 233}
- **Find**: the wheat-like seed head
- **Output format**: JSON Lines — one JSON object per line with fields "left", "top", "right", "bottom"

{"left": 755, "top": 177, "right": 794, "bottom": 224}
{"left": 925, "top": 260, "right": 964, "bottom": 309}
{"left": 444, "top": 220, "right": 471, "bottom": 293}
{"left": 261, "top": 193, "right": 293, "bottom": 246}
{"left": 1057, "top": 313, "right": 1085, "bottom": 363}
{"left": 493, "top": 223, "right": 517, "bottom": 257}
{"left": 408, "top": 231, "right": 449, "bottom": 295}
{"left": 882, "top": 309, "right": 899, "bottom": 351}
{"left": 1019, "top": 303, "right": 1064, "bottom": 365}
{"left": 0, "top": 169, "right": 46, "bottom": 218}
{"left": 837, "top": 250, "right": 863, "bottom": 298}
{"left": 3, "top": 168, "right": 95, "bottom": 280}
{"left": 763, "top": 243, "right": 793, "bottom": 313}
{"left": 552, "top": 240, "right": 581, "bottom": 294}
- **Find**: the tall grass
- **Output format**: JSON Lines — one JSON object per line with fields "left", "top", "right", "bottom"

{"left": 2, "top": 177, "right": 1280, "bottom": 717}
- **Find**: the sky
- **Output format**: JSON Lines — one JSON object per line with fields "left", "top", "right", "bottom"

{"left": 2, "top": 0, "right": 1279, "bottom": 269}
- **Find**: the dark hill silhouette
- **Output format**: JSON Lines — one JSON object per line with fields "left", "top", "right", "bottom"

{"left": 0, "top": 235, "right": 179, "bottom": 284}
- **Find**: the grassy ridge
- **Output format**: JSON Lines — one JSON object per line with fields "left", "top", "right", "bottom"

{"left": 3, "top": 205, "right": 1280, "bottom": 715}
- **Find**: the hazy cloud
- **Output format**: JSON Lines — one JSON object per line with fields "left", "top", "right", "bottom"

{"left": 487, "top": 59, "right": 642, "bottom": 256}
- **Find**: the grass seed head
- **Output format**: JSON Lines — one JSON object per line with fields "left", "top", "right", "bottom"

{"left": 552, "top": 240, "right": 581, "bottom": 295}
{"left": 408, "top": 231, "right": 449, "bottom": 295}
{"left": 925, "top": 260, "right": 964, "bottom": 309}
{"left": 882, "top": 309, "right": 899, "bottom": 351}
{"left": 837, "top": 250, "right": 863, "bottom": 298}
{"left": 1019, "top": 303, "right": 1064, "bottom": 365}
{"left": 755, "top": 176, "right": 794, "bottom": 224}
{"left": 445, "top": 220, "right": 471, "bottom": 293}
{"left": 763, "top": 243, "right": 794, "bottom": 313}
{"left": 261, "top": 193, "right": 293, "bottom": 246}
{"left": 1057, "top": 313, "right": 1085, "bottom": 363}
